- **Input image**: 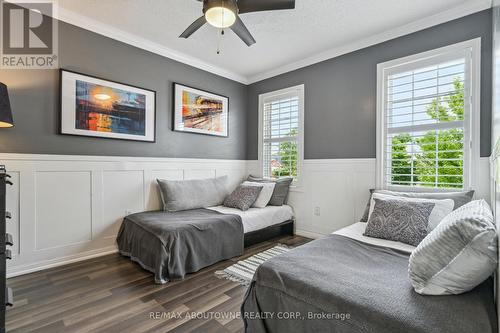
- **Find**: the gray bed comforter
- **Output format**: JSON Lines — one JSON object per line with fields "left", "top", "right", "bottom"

{"left": 116, "top": 209, "right": 243, "bottom": 284}
{"left": 241, "top": 234, "right": 497, "bottom": 333}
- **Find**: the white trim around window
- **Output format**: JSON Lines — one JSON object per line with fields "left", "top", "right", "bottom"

{"left": 376, "top": 38, "right": 481, "bottom": 191}
{"left": 258, "top": 84, "right": 305, "bottom": 187}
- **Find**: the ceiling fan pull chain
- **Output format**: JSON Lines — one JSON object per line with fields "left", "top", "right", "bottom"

{"left": 217, "top": 0, "right": 224, "bottom": 54}
{"left": 217, "top": 28, "right": 224, "bottom": 54}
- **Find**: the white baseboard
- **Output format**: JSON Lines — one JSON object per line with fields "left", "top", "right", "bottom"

{"left": 7, "top": 246, "right": 118, "bottom": 278}
{"left": 295, "top": 229, "right": 326, "bottom": 239}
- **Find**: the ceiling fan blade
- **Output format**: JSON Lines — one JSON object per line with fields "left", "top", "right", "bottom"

{"left": 237, "top": 0, "right": 295, "bottom": 14}
{"left": 179, "top": 16, "right": 206, "bottom": 38}
{"left": 230, "top": 16, "right": 256, "bottom": 46}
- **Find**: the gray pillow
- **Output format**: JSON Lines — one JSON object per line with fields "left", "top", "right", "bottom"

{"left": 409, "top": 199, "right": 497, "bottom": 295}
{"left": 364, "top": 198, "right": 435, "bottom": 246}
{"left": 360, "top": 189, "right": 375, "bottom": 222}
{"left": 157, "top": 176, "right": 228, "bottom": 212}
{"left": 223, "top": 185, "right": 263, "bottom": 211}
{"left": 247, "top": 175, "right": 293, "bottom": 206}
{"left": 360, "top": 189, "right": 474, "bottom": 222}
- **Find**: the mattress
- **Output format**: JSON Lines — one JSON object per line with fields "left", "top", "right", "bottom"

{"left": 333, "top": 222, "right": 415, "bottom": 253}
{"left": 207, "top": 205, "right": 294, "bottom": 233}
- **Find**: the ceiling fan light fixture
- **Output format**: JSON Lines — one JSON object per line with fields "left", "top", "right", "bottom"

{"left": 204, "top": 0, "right": 237, "bottom": 28}
{"left": 180, "top": 0, "right": 295, "bottom": 46}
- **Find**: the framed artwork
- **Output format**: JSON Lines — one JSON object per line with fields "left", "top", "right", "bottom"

{"left": 60, "top": 69, "right": 156, "bottom": 142}
{"left": 173, "top": 83, "right": 228, "bottom": 137}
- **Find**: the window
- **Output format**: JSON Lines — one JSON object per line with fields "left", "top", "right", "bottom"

{"left": 376, "top": 39, "right": 480, "bottom": 190}
{"left": 259, "top": 85, "right": 304, "bottom": 183}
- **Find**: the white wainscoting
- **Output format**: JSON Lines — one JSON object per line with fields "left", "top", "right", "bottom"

{"left": 249, "top": 157, "right": 491, "bottom": 239}
{"left": 1, "top": 153, "right": 249, "bottom": 277}
{"left": 3, "top": 154, "right": 491, "bottom": 277}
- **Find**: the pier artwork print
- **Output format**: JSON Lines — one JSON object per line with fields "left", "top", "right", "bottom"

{"left": 60, "top": 70, "right": 156, "bottom": 142}
{"left": 173, "top": 83, "right": 228, "bottom": 137}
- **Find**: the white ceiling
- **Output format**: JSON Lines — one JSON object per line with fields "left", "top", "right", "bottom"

{"left": 56, "top": 0, "right": 491, "bottom": 83}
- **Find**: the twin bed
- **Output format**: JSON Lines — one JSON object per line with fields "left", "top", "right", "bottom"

{"left": 116, "top": 204, "right": 294, "bottom": 284}
{"left": 241, "top": 222, "right": 497, "bottom": 333}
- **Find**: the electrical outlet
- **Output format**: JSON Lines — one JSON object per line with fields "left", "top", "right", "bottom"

{"left": 314, "top": 206, "right": 321, "bottom": 216}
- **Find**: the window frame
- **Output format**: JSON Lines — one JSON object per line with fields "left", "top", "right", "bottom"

{"left": 258, "top": 84, "right": 305, "bottom": 187}
{"left": 376, "top": 38, "right": 481, "bottom": 192}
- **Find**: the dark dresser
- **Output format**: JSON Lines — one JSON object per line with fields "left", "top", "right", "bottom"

{"left": 0, "top": 165, "right": 13, "bottom": 333}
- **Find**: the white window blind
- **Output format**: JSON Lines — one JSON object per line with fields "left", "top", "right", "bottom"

{"left": 379, "top": 43, "right": 478, "bottom": 190}
{"left": 260, "top": 86, "right": 303, "bottom": 181}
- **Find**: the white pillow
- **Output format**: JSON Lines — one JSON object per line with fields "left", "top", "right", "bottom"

{"left": 242, "top": 181, "right": 276, "bottom": 208}
{"left": 368, "top": 193, "right": 454, "bottom": 231}
{"left": 409, "top": 199, "right": 497, "bottom": 295}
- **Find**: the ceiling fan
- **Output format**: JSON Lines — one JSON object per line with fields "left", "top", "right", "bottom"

{"left": 180, "top": 0, "right": 296, "bottom": 46}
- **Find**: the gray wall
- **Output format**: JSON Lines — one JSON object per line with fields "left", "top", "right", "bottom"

{"left": 0, "top": 20, "right": 248, "bottom": 159}
{"left": 247, "top": 9, "right": 493, "bottom": 159}
{"left": 0, "top": 10, "right": 493, "bottom": 160}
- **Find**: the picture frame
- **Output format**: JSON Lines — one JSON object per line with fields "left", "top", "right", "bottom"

{"left": 60, "top": 69, "right": 156, "bottom": 142}
{"left": 173, "top": 83, "right": 229, "bottom": 137}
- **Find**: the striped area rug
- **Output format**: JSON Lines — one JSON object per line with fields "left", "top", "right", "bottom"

{"left": 215, "top": 245, "right": 290, "bottom": 286}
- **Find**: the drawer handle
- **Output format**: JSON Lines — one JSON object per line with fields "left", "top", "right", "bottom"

{"left": 5, "top": 180, "right": 12, "bottom": 186}
{"left": 5, "top": 211, "right": 11, "bottom": 219}
{"left": 5, "top": 249, "right": 11, "bottom": 260}
{"left": 6, "top": 233, "right": 13, "bottom": 246}
{"left": 6, "top": 287, "right": 13, "bottom": 307}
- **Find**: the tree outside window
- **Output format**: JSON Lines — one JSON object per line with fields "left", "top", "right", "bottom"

{"left": 390, "top": 78, "right": 464, "bottom": 188}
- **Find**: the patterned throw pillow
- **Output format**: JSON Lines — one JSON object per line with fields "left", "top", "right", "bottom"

{"left": 367, "top": 193, "right": 454, "bottom": 232}
{"left": 364, "top": 198, "right": 435, "bottom": 246}
{"left": 223, "top": 185, "right": 263, "bottom": 211}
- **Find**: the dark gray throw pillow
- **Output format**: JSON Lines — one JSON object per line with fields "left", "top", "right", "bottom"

{"left": 364, "top": 198, "right": 435, "bottom": 246}
{"left": 360, "top": 189, "right": 474, "bottom": 222}
{"left": 223, "top": 185, "right": 263, "bottom": 211}
{"left": 360, "top": 189, "right": 375, "bottom": 222}
{"left": 247, "top": 175, "right": 293, "bottom": 206}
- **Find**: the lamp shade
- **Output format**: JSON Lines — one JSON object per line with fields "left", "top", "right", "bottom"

{"left": 0, "top": 83, "right": 13, "bottom": 128}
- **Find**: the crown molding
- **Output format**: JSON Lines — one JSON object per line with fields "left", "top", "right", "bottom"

{"left": 55, "top": 7, "right": 250, "bottom": 84}
{"left": 53, "top": 0, "right": 490, "bottom": 86}
{"left": 247, "top": 0, "right": 492, "bottom": 84}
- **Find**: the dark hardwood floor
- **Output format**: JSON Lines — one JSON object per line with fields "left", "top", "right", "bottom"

{"left": 6, "top": 235, "right": 310, "bottom": 333}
